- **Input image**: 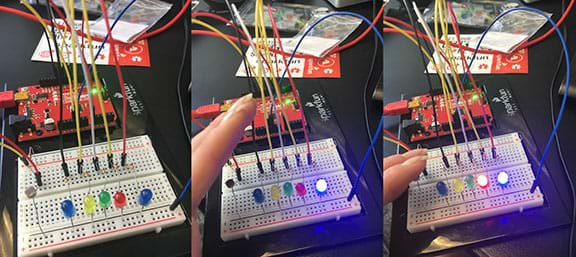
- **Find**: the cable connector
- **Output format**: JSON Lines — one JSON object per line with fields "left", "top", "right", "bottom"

{"left": 19, "top": 156, "right": 30, "bottom": 166}
{"left": 282, "top": 156, "right": 289, "bottom": 170}
{"left": 491, "top": 147, "right": 497, "bottom": 159}
{"left": 479, "top": 148, "right": 486, "bottom": 160}
{"left": 107, "top": 154, "right": 114, "bottom": 169}
{"left": 295, "top": 153, "right": 302, "bottom": 167}
{"left": 307, "top": 152, "right": 313, "bottom": 165}
{"left": 0, "top": 90, "right": 16, "bottom": 108}
{"left": 269, "top": 159, "right": 276, "bottom": 172}
{"left": 235, "top": 167, "right": 242, "bottom": 181}
{"left": 467, "top": 151, "right": 474, "bottom": 163}
{"left": 34, "top": 172, "right": 43, "bottom": 186}
{"left": 121, "top": 152, "right": 127, "bottom": 167}
{"left": 383, "top": 100, "right": 409, "bottom": 116}
{"left": 255, "top": 152, "right": 264, "bottom": 174}
{"left": 191, "top": 103, "right": 222, "bottom": 120}
{"left": 77, "top": 159, "right": 84, "bottom": 175}
{"left": 92, "top": 157, "right": 100, "bottom": 172}
{"left": 62, "top": 162, "right": 70, "bottom": 177}
{"left": 454, "top": 153, "right": 461, "bottom": 165}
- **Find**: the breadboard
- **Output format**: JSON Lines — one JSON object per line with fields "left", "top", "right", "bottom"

{"left": 407, "top": 133, "right": 544, "bottom": 233}
{"left": 17, "top": 135, "right": 162, "bottom": 199}
{"left": 16, "top": 136, "right": 186, "bottom": 257}
{"left": 220, "top": 139, "right": 361, "bottom": 241}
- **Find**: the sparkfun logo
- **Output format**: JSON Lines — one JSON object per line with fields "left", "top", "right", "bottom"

{"left": 305, "top": 93, "right": 332, "bottom": 122}
{"left": 114, "top": 83, "right": 145, "bottom": 116}
{"left": 491, "top": 88, "right": 518, "bottom": 116}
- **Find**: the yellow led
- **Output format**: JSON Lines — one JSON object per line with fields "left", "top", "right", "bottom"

{"left": 453, "top": 178, "right": 465, "bottom": 193}
{"left": 83, "top": 194, "right": 97, "bottom": 215}
{"left": 271, "top": 185, "right": 281, "bottom": 201}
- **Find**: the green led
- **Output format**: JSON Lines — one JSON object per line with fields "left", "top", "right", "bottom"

{"left": 471, "top": 94, "right": 479, "bottom": 101}
{"left": 98, "top": 191, "right": 112, "bottom": 209}
{"left": 91, "top": 88, "right": 99, "bottom": 95}
{"left": 284, "top": 98, "right": 293, "bottom": 106}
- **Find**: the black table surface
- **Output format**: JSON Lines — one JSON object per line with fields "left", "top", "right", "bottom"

{"left": 383, "top": 1, "right": 576, "bottom": 257}
{"left": 192, "top": 0, "right": 384, "bottom": 256}
{"left": 0, "top": 1, "right": 191, "bottom": 256}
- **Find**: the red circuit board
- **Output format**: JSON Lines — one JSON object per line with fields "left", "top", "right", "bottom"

{"left": 222, "top": 92, "right": 305, "bottom": 143}
{"left": 14, "top": 84, "right": 117, "bottom": 142}
{"left": 405, "top": 89, "right": 493, "bottom": 142}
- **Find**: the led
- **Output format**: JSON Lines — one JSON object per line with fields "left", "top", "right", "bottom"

{"left": 99, "top": 191, "right": 112, "bottom": 209}
{"left": 465, "top": 175, "right": 475, "bottom": 189}
{"left": 497, "top": 172, "right": 509, "bottom": 186}
{"left": 283, "top": 182, "right": 294, "bottom": 196}
{"left": 113, "top": 191, "right": 127, "bottom": 209}
{"left": 61, "top": 199, "right": 76, "bottom": 219}
{"left": 476, "top": 174, "right": 489, "bottom": 189}
{"left": 315, "top": 179, "right": 327, "bottom": 194}
{"left": 436, "top": 181, "right": 448, "bottom": 196}
{"left": 83, "top": 195, "right": 97, "bottom": 215}
{"left": 138, "top": 189, "right": 154, "bottom": 207}
{"left": 271, "top": 185, "right": 281, "bottom": 201}
{"left": 295, "top": 182, "right": 307, "bottom": 196}
{"left": 253, "top": 188, "right": 265, "bottom": 204}
{"left": 453, "top": 178, "right": 465, "bottom": 193}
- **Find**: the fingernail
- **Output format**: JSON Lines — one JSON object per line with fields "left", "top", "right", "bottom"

{"left": 222, "top": 93, "right": 253, "bottom": 122}
{"left": 402, "top": 149, "right": 427, "bottom": 157}
{"left": 401, "top": 155, "right": 428, "bottom": 166}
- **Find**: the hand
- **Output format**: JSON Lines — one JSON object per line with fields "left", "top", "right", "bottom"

{"left": 383, "top": 149, "right": 428, "bottom": 204}
{"left": 191, "top": 93, "right": 256, "bottom": 257}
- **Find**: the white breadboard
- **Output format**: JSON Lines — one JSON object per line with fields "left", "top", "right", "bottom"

{"left": 17, "top": 135, "right": 162, "bottom": 199}
{"left": 407, "top": 133, "right": 544, "bottom": 233}
{"left": 17, "top": 136, "right": 186, "bottom": 257}
{"left": 220, "top": 138, "right": 362, "bottom": 241}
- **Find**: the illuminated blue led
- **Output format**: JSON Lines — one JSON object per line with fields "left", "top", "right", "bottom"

{"left": 497, "top": 172, "right": 509, "bottom": 186}
{"left": 138, "top": 188, "right": 154, "bottom": 207}
{"left": 61, "top": 199, "right": 76, "bottom": 219}
{"left": 315, "top": 179, "right": 327, "bottom": 194}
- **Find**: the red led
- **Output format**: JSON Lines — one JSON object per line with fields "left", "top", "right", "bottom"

{"left": 295, "top": 183, "right": 307, "bottom": 196}
{"left": 113, "top": 191, "right": 127, "bottom": 209}
{"left": 476, "top": 175, "right": 489, "bottom": 189}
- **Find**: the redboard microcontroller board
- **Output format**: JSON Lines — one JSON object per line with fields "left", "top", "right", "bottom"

{"left": 403, "top": 89, "right": 493, "bottom": 142}
{"left": 11, "top": 84, "right": 117, "bottom": 142}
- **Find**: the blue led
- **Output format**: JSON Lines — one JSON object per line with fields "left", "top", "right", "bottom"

{"left": 436, "top": 181, "right": 449, "bottom": 196}
{"left": 253, "top": 188, "right": 265, "bottom": 204}
{"left": 315, "top": 179, "right": 328, "bottom": 194}
{"left": 61, "top": 199, "right": 76, "bottom": 219}
{"left": 497, "top": 172, "right": 509, "bottom": 186}
{"left": 138, "top": 188, "right": 154, "bottom": 207}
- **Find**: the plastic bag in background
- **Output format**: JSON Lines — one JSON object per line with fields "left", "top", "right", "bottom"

{"left": 423, "top": 1, "right": 551, "bottom": 53}
{"left": 91, "top": 0, "right": 172, "bottom": 43}
{"left": 238, "top": 0, "right": 326, "bottom": 32}
{"left": 423, "top": 0, "right": 524, "bottom": 29}
{"left": 27, "top": 0, "right": 112, "bottom": 14}
{"left": 283, "top": 10, "right": 362, "bottom": 58}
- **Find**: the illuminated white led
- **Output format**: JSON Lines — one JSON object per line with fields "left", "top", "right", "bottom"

{"left": 497, "top": 172, "right": 509, "bottom": 185}
{"left": 315, "top": 179, "right": 328, "bottom": 193}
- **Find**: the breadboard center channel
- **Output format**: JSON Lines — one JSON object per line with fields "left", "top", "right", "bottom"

{"left": 17, "top": 136, "right": 186, "bottom": 257}
{"left": 220, "top": 138, "right": 361, "bottom": 241}
{"left": 407, "top": 133, "right": 544, "bottom": 233}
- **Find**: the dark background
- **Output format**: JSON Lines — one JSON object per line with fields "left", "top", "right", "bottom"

{"left": 0, "top": 1, "right": 191, "bottom": 256}
{"left": 383, "top": 0, "right": 576, "bottom": 257}
{"left": 192, "top": 0, "right": 384, "bottom": 256}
